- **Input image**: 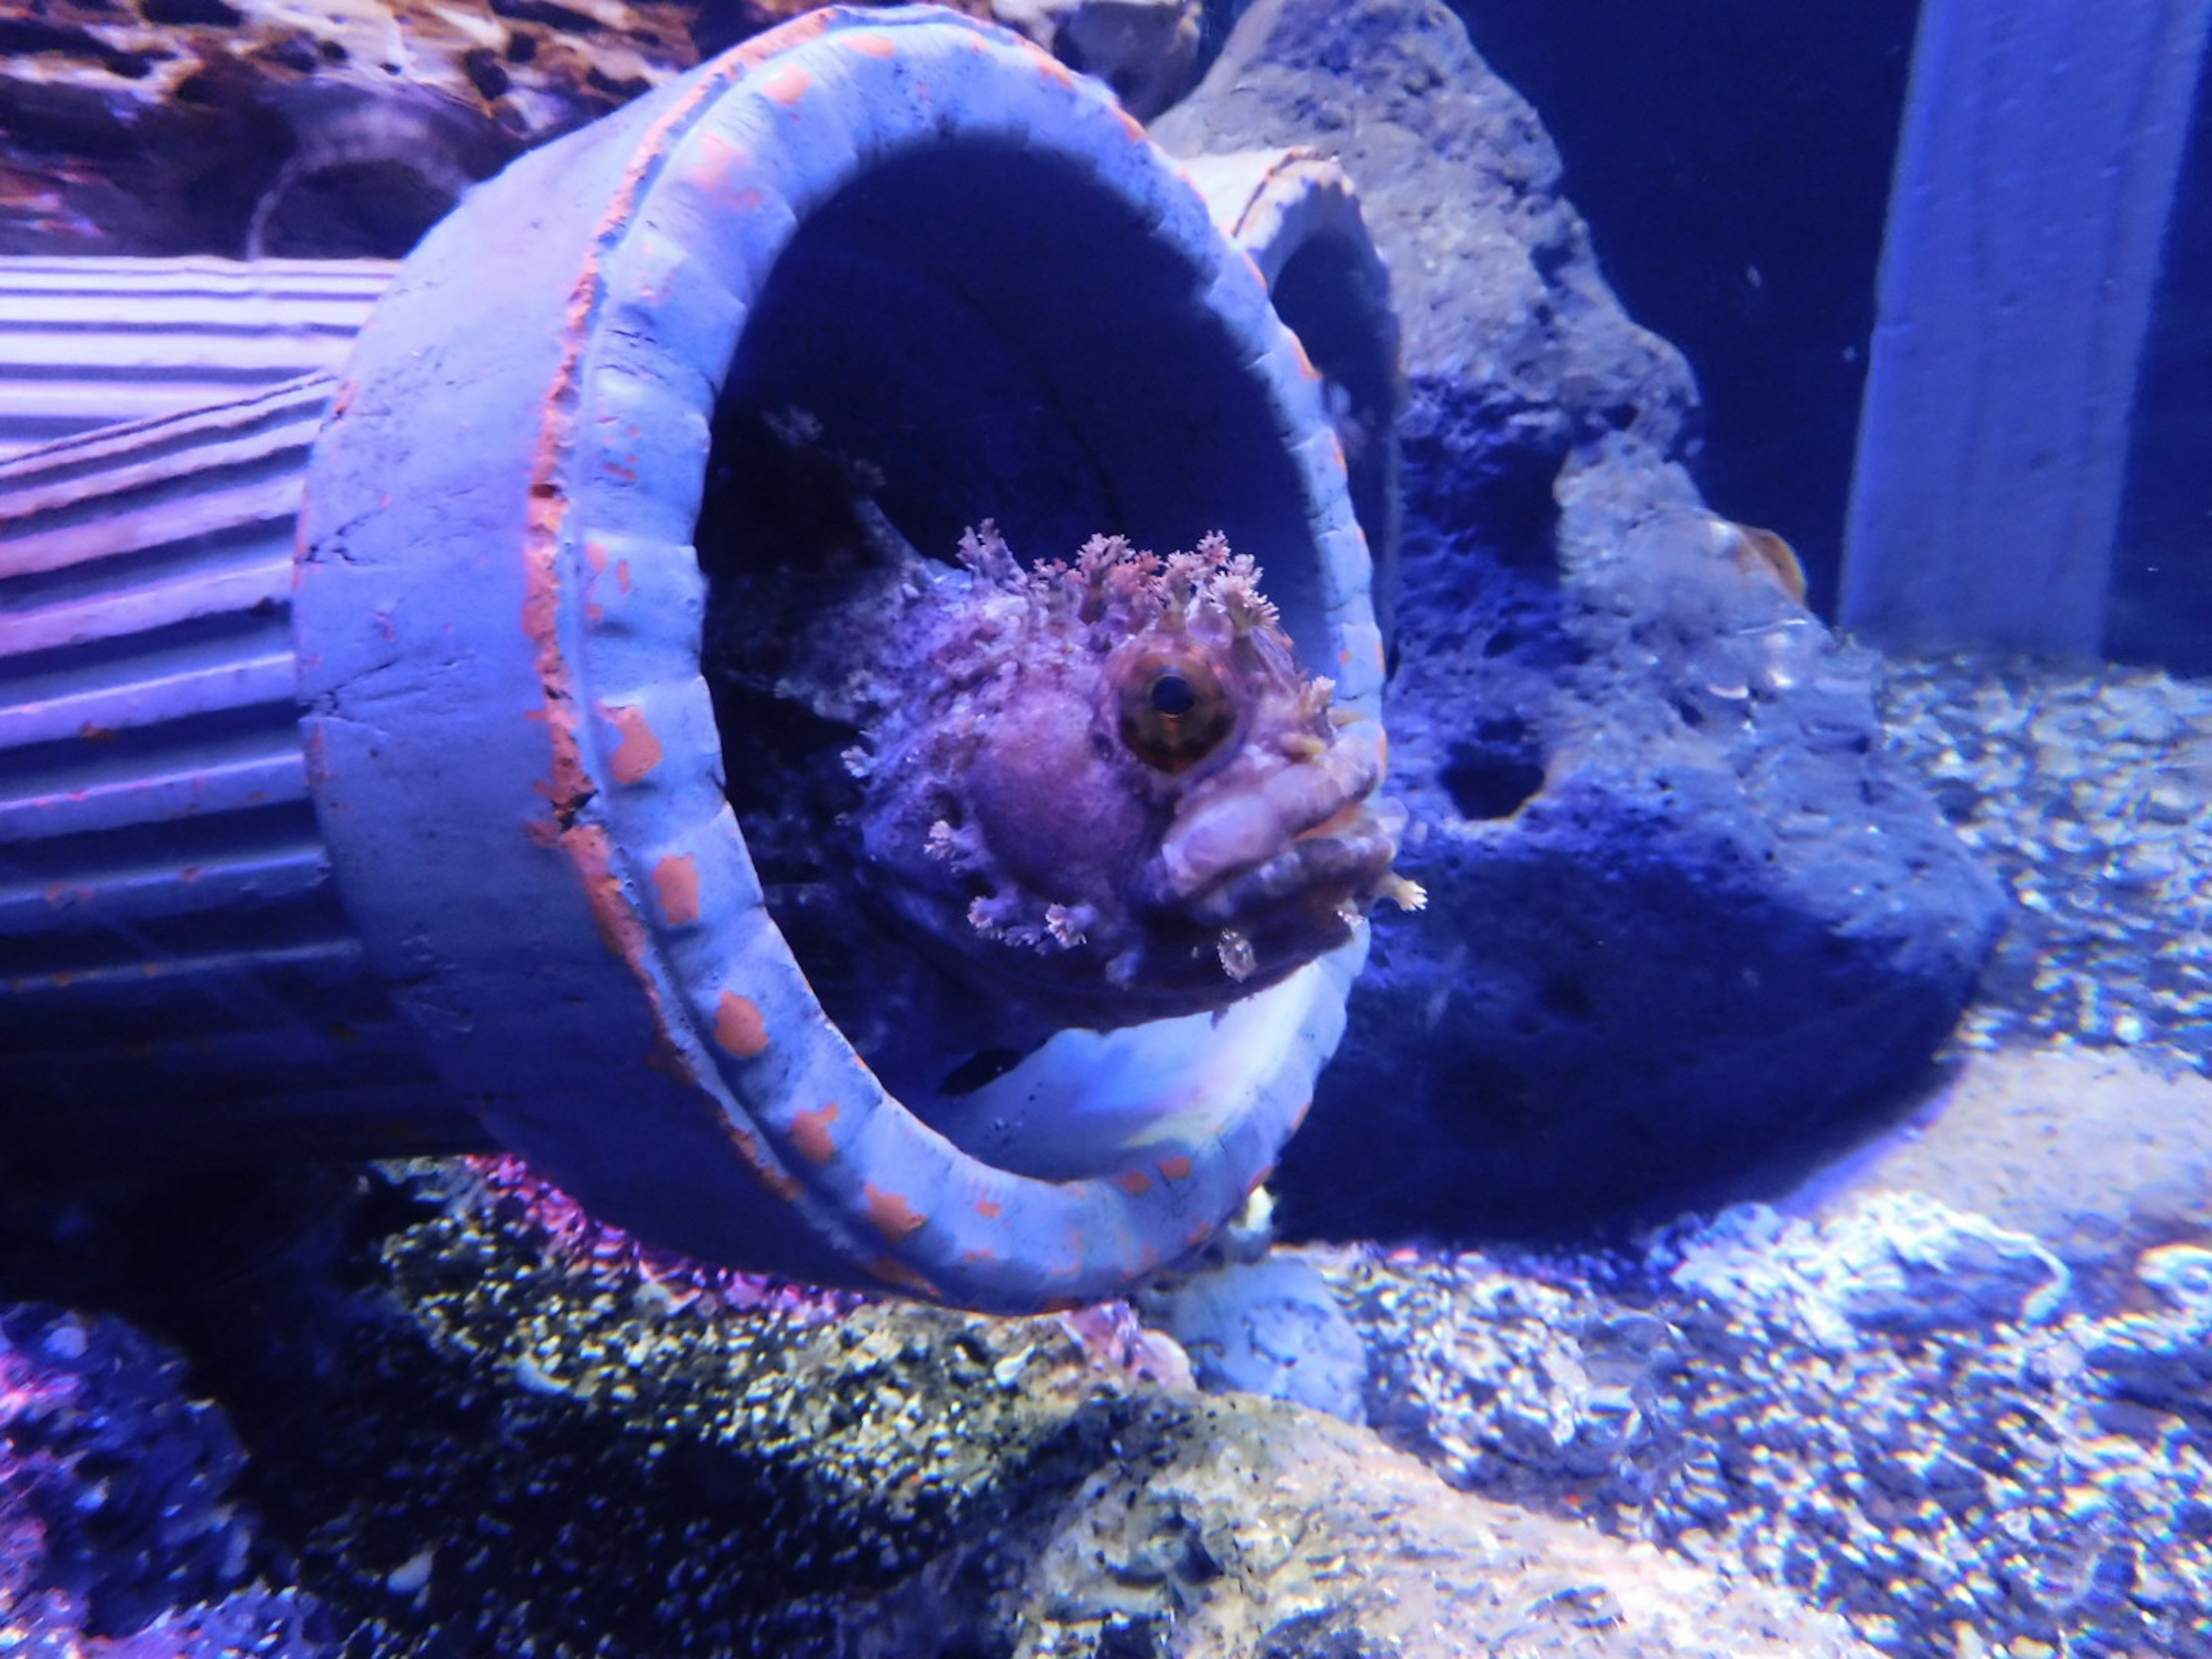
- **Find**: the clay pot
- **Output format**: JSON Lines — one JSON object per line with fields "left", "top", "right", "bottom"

{"left": 1, "top": 9, "right": 1382, "bottom": 1312}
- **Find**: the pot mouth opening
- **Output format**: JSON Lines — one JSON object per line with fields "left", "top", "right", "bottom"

{"left": 691, "top": 138, "right": 1331, "bottom": 1176}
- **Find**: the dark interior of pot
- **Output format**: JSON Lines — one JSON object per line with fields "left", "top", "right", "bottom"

{"left": 1269, "top": 228, "right": 1401, "bottom": 637}
{"left": 692, "top": 139, "right": 1330, "bottom": 1155}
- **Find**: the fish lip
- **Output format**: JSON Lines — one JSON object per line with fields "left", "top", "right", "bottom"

{"left": 1141, "top": 772, "right": 1401, "bottom": 930}
{"left": 1187, "top": 798, "right": 1404, "bottom": 925}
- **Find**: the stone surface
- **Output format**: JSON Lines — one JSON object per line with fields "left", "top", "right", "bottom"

{"left": 1786, "top": 1043, "right": 2212, "bottom": 1279}
{"left": 0, "top": 0, "right": 697, "bottom": 256}
{"left": 0, "top": 1162, "right": 1873, "bottom": 1657}
{"left": 1135, "top": 1256, "right": 1370, "bottom": 1423}
{"left": 993, "top": 0, "right": 1203, "bottom": 119}
{"left": 994, "top": 1391, "right": 1874, "bottom": 1659}
{"left": 1154, "top": 0, "right": 2006, "bottom": 1240}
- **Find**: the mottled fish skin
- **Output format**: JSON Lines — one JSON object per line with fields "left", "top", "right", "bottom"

{"left": 839, "top": 521, "right": 1415, "bottom": 1029}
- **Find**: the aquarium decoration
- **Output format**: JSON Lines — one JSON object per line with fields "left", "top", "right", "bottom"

{"left": 0, "top": 259, "right": 395, "bottom": 464}
{"left": 1840, "top": 0, "right": 2212, "bottom": 657}
{"left": 0, "top": 6, "right": 1388, "bottom": 1313}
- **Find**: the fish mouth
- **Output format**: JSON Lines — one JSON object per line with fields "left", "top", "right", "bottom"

{"left": 1139, "top": 723, "right": 1407, "bottom": 957}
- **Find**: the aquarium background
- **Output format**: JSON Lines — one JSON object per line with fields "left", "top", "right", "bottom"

{"left": 3, "top": 1, "right": 2212, "bottom": 1656}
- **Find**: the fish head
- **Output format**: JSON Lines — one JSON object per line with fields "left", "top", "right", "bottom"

{"left": 858, "top": 527, "right": 1414, "bottom": 1029}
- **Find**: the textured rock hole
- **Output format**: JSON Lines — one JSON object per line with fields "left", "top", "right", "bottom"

{"left": 1440, "top": 721, "right": 1545, "bottom": 820}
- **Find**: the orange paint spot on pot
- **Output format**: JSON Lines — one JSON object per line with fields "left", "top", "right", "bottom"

{"left": 714, "top": 992, "right": 770, "bottom": 1058}
{"left": 1157, "top": 1154, "right": 1194, "bottom": 1181}
{"left": 604, "top": 704, "right": 664, "bottom": 783}
{"left": 652, "top": 853, "right": 701, "bottom": 926}
{"left": 790, "top": 1100, "right": 840, "bottom": 1164}
{"left": 975, "top": 1196, "right": 1002, "bottom": 1219}
{"left": 1113, "top": 1168, "right": 1153, "bottom": 1196}
{"left": 851, "top": 31, "right": 899, "bottom": 56}
{"left": 864, "top": 1184, "right": 927, "bottom": 1244}
{"left": 763, "top": 63, "right": 810, "bottom": 106}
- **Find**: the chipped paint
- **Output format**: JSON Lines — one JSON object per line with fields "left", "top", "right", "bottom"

{"left": 652, "top": 853, "right": 700, "bottom": 926}
{"left": 603, "top": 703, "right": 664, "bottom": 785}
{"left": 763, "top": 63, "right": 812, "bottom": 107}
{"left": 790, "top": 1100, "right": 840, "bottom": 1164}
{"left": 864, "top": 1184, "right": 927, "bottom": 1243}
{"left": 713, "top": 991, "right": 770, "bottom": 1058}
{"left": 565, "top": 821, "right": 655, "bottom": 967}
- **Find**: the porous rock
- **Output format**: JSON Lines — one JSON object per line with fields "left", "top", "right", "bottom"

{"left": 997, "top": 1391, "right": 1875, "bottom": 1659}
{"left": 993, "top": 0, "right": 1202, "bottom": 119}
{"left": 1134, "top": 1255, "right": 1370, "bottom": 1423}
{"left": 0, "top": 1304, "right": 320, "bottom": 1647}
{"left": 1152, "top": 0, "right": 2006, "bottom": 1239}
{"left": 1662, "top": 1194, "right": 2071, "bottom": 1354}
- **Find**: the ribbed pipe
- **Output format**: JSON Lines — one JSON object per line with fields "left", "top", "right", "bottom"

{"left": 0, "top": 374, "right": 472, "bottom": 1166}
{"left": 0, "top": 257, "right": 396, "bottom": 465}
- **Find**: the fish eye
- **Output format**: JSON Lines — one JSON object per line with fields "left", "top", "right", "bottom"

{"left": 1149, "top": 672, "right": 1198, "bottom": 717}
{"left": 1117, "top": 649, "right": 1235, "bottom": 774}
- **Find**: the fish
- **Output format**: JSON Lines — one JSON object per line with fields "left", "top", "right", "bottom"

{"left": 845, "top": 518, "right": 1419, "bottom": 1028}
{"left": 701, "top": 413, "right": 1416, "bottom": 1036}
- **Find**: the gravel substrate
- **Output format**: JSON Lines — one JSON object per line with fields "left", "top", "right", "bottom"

{"left": 1879, "top": 655, "right": 2212, "bottom": 1062}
